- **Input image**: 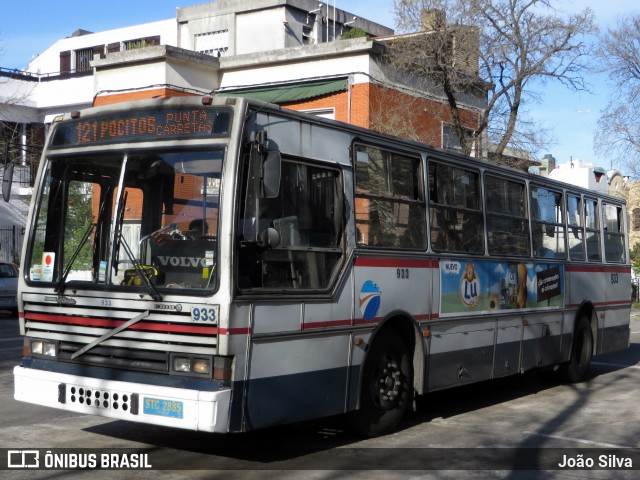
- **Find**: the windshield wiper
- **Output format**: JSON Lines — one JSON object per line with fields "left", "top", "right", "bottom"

{"left": 113, "top": 192, "right": 162, "bottom": 301}
{"left": 71, "top": 309, "right": 150, "bottom": 359}
{"left": 116, "top": 226, "right": 162, "bottom": 301}
{"left": 55, "top": 222, "right": 95, "bottom": 295}
{"left": 56, "top": 189, "right": 110, "bottom": 295}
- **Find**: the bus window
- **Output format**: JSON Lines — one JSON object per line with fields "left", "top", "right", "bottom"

{"left": 26, "top": 150, "right": 222, "bottom": 292}
{"left": 354, "top": 144, "right": 425, "bottom": 249}
{"left": 59, "top": 179, "right": 103, "bottom": 282}
{"left": 566, "top": 194, "right": 585, "bottom": 260}
{"left": 603, "top": 203, "right": 625, "bottom": 263}
{"left": 585, "top": 198, "right": 601, "bottom": 261}
{"left": 237, "top": 159, "right": 344, "bottom": 290}
{"left": 530, "top": 185, "right": 566, "bottom": 259}
{"left": 484, "top": 174, "right": 529, "bottom": 256}
{"left": 428, "top": 161, "right": 483, "bottom": 253}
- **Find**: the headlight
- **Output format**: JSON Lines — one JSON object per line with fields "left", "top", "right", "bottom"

{"left": 172, "top": 357, "right": 191, "bottom": 373}
{"left": 192, "top": 358, "right": 211, "bottom": 375}
{"left": 31, "top": 340, "right": 57, "bottom": 357}
{"left": 43, "top": 342, "right": 56, "bottom": 356}
{"left": 170, "top": 354, "right": 214, "bottom": 376}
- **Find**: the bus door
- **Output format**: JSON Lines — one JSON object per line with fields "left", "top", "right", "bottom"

{"left": 236, "top": 140, "right": 349, "bottom": 430}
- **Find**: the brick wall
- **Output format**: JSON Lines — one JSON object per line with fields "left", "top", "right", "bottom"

{"left": 92, "top": 81, "right": 481, "bottom": 151}
{"left": 284, "top": 82, "right": 480, "bottom": 149}
{"left": 93, "top": 87, "right": 195, "bottom": 107}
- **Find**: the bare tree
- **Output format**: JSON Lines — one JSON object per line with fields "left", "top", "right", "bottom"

{"left": 595, "top": 15, "right": 640, "bottom": 177}
{"left": 387, "top": 0, "right": 596, "bottom": 165}
{"left": 1, "top": 40, "right": 36, "bottom": 169}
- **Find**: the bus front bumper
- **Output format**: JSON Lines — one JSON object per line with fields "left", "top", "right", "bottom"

{"left": 14, "top": 366, "right": 231, "bottom": 433}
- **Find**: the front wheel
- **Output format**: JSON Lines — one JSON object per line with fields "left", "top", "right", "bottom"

{"left": 562, "top": 316, "right": 594, "bottom": 383}
{"left": 348, "top": 328, "right": 413, "bottom": 437}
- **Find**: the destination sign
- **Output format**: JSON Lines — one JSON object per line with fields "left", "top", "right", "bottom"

{"left": 50, "top": 107, "right": 231, "bottom": 147}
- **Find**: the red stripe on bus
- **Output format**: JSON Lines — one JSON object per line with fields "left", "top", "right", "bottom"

{"left": 24, "top": 312, "right": 219, "bottom": 335}
{"left": 219, "top": 327, "right": 252, "bottom": 335}
{"left": 354, "top": 258, "right": 438, "bottom": 268}
{"left": 565, "top": 265, "right": 630, "bottom": 273}
{"left": 302, "top": 319, "right": 353, "bottom": 330}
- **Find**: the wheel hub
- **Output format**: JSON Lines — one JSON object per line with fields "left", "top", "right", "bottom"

{"left": 372, "top": 355, "right": 403, "bottom": 409}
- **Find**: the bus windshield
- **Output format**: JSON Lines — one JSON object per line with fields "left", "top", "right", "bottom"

{"left": 26, "top": 148, "right": 223, "bottom": 295}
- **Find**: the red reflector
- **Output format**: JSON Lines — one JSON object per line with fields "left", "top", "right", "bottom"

{"left": 213, "top": 357, "right": 232, "bottom": 381}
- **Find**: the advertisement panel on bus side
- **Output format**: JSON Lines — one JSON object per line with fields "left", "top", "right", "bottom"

{"left": 440, "top": 260, "right": 563, "bottom": 316}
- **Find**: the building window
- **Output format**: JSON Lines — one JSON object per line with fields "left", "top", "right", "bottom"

{"left": 302, "top": 25, "right": 315, "bottom": 45}
{"left": 633, "top": 208, "right": 640, "bottom": 231}
{"left": 195, "top": 30, "right": 229, "bottom": 57}
{"left": 299, "top": 108, "right": 335, "bottom": 120}
{"left": 442, "top": 123, "right": 477, "bottom": 156}
{"left": 74, "top": 48, "right": 94, "bottom": 72}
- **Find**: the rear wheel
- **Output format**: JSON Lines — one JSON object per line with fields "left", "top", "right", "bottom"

{"left": 349, "top": 328, "right": 413, "bottom": 437}
{"left": 562, "top": 315, "right": 594, "bottom": 383}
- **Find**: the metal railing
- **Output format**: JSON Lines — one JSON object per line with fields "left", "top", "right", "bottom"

{"left": 0, "top": 225, "right": 24, "bottom": 264}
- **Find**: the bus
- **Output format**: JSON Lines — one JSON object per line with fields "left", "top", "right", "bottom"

{"left": 11, "top": 94, "right": 630, "bottom": 437}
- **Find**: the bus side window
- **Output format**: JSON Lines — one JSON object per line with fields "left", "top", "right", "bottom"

{"left": 603, "top": 203, "right": 625, "bottom": 263}
{"left": 566, "top": 194, "right": 585, "bottom": 260}
{"left": 484, "top": 174, "right": 529, "bottom": 256}
{"left": 585, "top": 198, "right": 601, "bottom": 261}
{"left": 428, "top": 161, "right": 483, "bottom": 254}
{"left": 238, "top": 158, "right": 344, "bottom": 291}
{"left": 354, "top": 144, "right": 425, "bottom": 250}
{"left": 530, "top": 186, "right": 566, "bottom": 259}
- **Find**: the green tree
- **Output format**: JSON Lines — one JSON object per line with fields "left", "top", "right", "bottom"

{"left": 63, "top": 181, "right": 95, "bottom": 272}
{"left": 631, "top": 243, "right": 640, "bottom": 276}
{"left": 342, "top": 27, "right": 368, "bottom": 40}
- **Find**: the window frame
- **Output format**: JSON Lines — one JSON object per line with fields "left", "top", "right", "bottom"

{"left": 584, "top": 197, "right": 601, "bottom": 262}
{"left": 428, "top": 158, "right": 484, "bottom": 254}
{"left": 353, "top": 142, "right": 426, "bottom": 250}
{"left": 529, "top": 183, "right": 567, "bottom": 259}
{"left": 603, "top": 201, "right": 626, "bottom": 264}
{"left": 566, "top": 192, "right": 585, "bottom": 261}
{"left": 484, "top": 173, "right": 530, "bottom": 257}
{"left": 236, "top": 153, "right": 346, "bottom": 293}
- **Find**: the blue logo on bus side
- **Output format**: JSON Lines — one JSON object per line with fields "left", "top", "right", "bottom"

{"left": 360, "top": 280, "right": 381, "bottom": 321}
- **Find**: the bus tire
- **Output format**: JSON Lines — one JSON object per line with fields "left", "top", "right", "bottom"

{"left": 562, "top": 316, "right": 594, "bottom": 383}
{"left": 349, "top": 328, "right": 413, "bottom": 437}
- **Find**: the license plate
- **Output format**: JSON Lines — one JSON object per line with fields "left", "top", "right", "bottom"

{"left": 143, "top": 397, "right": 183, "bottom": 419}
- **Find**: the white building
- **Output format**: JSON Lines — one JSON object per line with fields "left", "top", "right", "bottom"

{"left": 0, "top": 0, "right": 486, "bottom": 250}
{"left": 547, "top": 158, "right": 625, "bottom": 198}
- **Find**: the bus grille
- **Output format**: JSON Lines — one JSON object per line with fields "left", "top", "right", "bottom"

{"left": 22, "top": 297, "right": 218, "bottom": 373}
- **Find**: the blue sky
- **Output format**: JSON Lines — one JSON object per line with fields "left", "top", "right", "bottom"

{"left": 0, "top": 1, "right": 637, "bottom": 173}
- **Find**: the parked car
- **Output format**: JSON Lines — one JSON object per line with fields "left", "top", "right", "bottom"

{"left": 0, "top": 261, "right": 18, "bottom": 315}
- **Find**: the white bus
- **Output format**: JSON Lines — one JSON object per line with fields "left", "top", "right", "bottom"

{"left": 11, "top": 95, "right": 630, "bottom": 437}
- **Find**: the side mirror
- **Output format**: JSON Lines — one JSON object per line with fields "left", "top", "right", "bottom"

{"left": 262, "top": 151, "right": 281, "bottom": 199}
{"left": 258, "top": 227, "right": 281, "bottom": 248}
{"left": 2, "top": 163, "right": 14, "bottom": 202}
